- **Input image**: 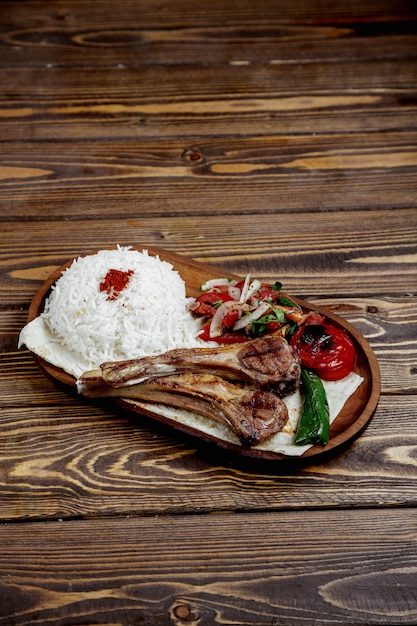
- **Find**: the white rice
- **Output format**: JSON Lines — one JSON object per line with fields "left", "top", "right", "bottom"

{"left": 19, "top": 247, "right": 205, "bottom": 378}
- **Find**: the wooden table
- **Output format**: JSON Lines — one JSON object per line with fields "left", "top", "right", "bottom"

{"left": 2, "top": 1, "right": 417, "bottom": 624}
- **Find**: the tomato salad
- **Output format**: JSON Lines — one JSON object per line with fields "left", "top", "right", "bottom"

{"left": 189, "top": 275, "right": 356, "bottom": 383}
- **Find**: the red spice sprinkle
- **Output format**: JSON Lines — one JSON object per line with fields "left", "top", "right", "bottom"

{"left": 99, "top": 268, "right": 134, "bottom": 301}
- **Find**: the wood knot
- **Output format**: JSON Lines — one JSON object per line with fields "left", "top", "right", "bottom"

{"left": 367, "top": 305, "right": 379, "bottom": 314}
{"left": 174, "top": 603, "right": 191, "bottom": 619}
{"left": 182, "top": 148, "right": 205, "bottom": 164}
{"left": 171, "top": 599, "right": 201, "bottom": 623}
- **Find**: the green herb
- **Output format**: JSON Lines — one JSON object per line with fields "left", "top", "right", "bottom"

{"left": 295, "top": 368, "right": 330, "bottom": 446}
{"left": 251, "top": 307, "right": 286, "bottom": 335}
{"left": 270, "top": 281, "right": 299, "bottom": 308}
{"left": 278, "top": 293, "right": 298, "bottom": 308}
{"left": 284, "top": 321, "right": 299, "bottom": 341}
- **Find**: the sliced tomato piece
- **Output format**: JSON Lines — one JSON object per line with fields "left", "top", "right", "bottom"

{"left": 265, "top": 320, "right": 281, "bottom": 332}
{"left": 256, "top": 288, "right": 280, "bottom": 303}
{"left": 213, "top": 284, "right": 234, "bottom": 295}
{"left": 190, "top": 291, "right": 234, "bottom": 317}
{"left": 222, "top": 308, "right": 240, "bottom": 329}
{"left": 211, "top": 332, "right": 249, "bottom": 344}
{"left": 198, "top": 321, "right": 248, "bottom": 344}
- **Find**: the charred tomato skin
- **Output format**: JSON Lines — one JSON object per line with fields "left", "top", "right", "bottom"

{"left": 290, "top": 323, "right": 356, "bottom": 381}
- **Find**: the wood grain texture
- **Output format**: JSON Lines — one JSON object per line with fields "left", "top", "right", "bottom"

{"left": 1, "top": 76, "right": 416, "bottom": 145}
{"left": 0, "top": 508, "right": 416, "bottom": 625}
{"left": 2, "top": 211, "right": 417, "bottom": 307}
{"left": 1, "top": 0, "right": 416, "bottom": 621}
{"left": 0, "top": 394, "right": 415, "bottom": 520}
{"left": 2, "top": 99, "right": 416, "bottom": 142}
{"left": 1, "top": 135, "right": 417, "bottom": 217}
{"left": 1, "top": 0, "right": 416, "bottom": 234}
{"left": 1, "top": 0, "right": 417, "bottom": 70}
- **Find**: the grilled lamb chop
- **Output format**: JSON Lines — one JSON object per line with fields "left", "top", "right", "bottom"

{"left": 78, "top": 371, "right": 289, "bottom": 447}
{"left": 96, "top": 333, "right": 300, "bottom": 397}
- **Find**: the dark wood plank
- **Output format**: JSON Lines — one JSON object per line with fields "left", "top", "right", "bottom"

{"left": 2, "top": 4, "right": 417, "bottom": 68}
{"left": 3, "top": 0, "right": 417, "bottom": 23}
{"left": 1, "top": 61, "right": 416, "bottom": 142}
{"left": 2, "top": 98, "right": 416, "bottom": 141}
{"left": 3, "top": 32, "right": 416, "bottom": 69}
{"left": 1, "top": 133, "right": 417, "bottom": 217}
{"left": 0, "top": 351, "right": 75, "bottom": 405}
{"left": 0, "top": 1, "right": 415, "bottom": 622}
{"left": 2, "top": 211, "right": 416, "bottom": 306}
{"left": 3, "top": 0, "right": 416, "bottom": 33}
{"left": 0, "top": 394, "right": 415, "bottom": 521}
{"left": 6, "top": 60, "right": 413, "bottom": 99}
{"left": 0, "top": 508, "right": 416, "bottom": 625}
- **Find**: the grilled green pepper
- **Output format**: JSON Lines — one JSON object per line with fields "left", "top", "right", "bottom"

{"left": 295, "top": 368, "right": 330, "bottom": 446}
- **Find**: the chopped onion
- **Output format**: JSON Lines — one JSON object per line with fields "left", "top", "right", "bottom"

{"left": 200, "top": 278, "right": 236, "bottom": 292}
{"left": 249, "top": 295, "right": 261, "bottom": 308}
{"left": 245, "top": 278, "right": 261, "bottom": 302}
{"left": 228, "top": 285, "right": 241, "bottom": 301}
{"left": 239, "top": 275, "right": 262, "bottom": 304}
{"left": 209, "top": 301, "right": 249, "bottom": 338}
{"left": 232, "top": 301, "right": 271, "bottom": 331}
{"left": 238, "top": 274, "right": 251, "bottom": 303}
{"left": 188, "top": 300, "right": 201, "bottom": 312}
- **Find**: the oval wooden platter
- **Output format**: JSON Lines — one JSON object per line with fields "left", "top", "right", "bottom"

{"left": 27, "top": 247, "right": 381, "bottom": 464}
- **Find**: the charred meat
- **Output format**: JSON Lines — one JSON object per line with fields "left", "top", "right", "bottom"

{"left": 78, "top": 371, "right": 289, "bottom": 447}
{"left": 95, "top": 333, "right": 300, "bottom": 397}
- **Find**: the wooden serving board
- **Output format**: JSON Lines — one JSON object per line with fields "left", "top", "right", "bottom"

{"left": 27, "top": 247, "right": 381, "bottom": 464}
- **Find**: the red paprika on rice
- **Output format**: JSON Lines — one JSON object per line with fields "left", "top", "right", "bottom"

{"left": 99, "top": 268, "right": 134, "bottom": 301}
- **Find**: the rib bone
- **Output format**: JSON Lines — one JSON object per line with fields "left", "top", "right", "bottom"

{"left": 97, "top": 333, "right": 300, "bottom": 397}
{"left": 78, "top": 371, "right": 289, "bottom": 447}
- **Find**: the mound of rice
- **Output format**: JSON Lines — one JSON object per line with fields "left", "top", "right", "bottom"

{"left": 19, "top": 247, "right": 205, "bottom": 378}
